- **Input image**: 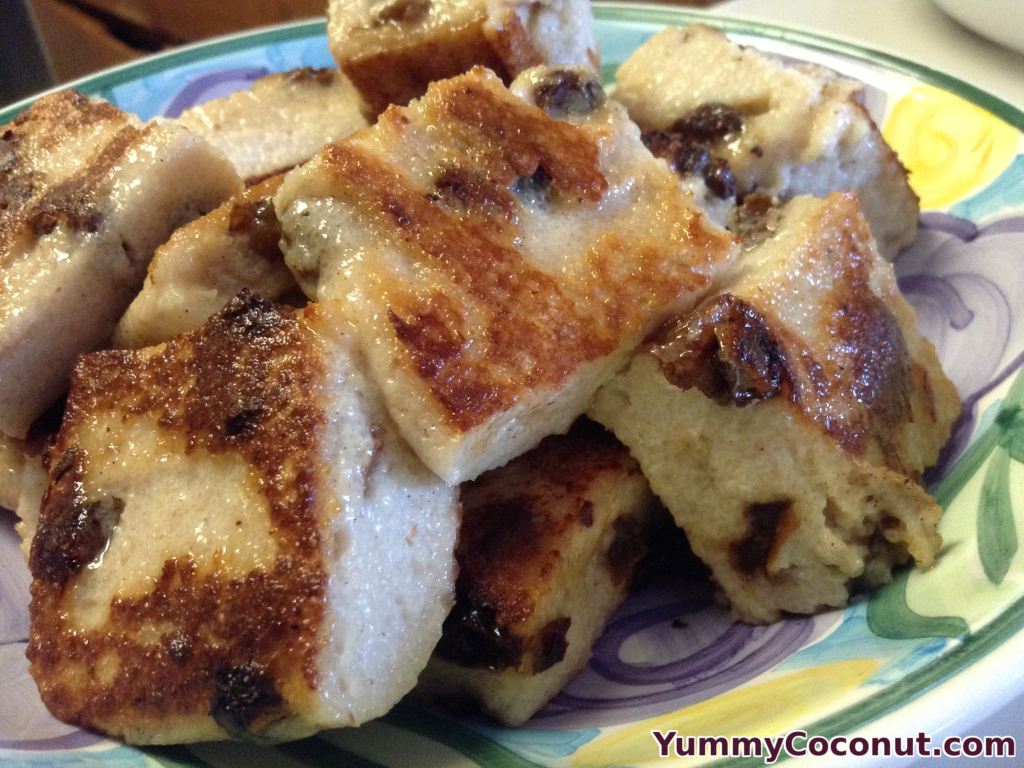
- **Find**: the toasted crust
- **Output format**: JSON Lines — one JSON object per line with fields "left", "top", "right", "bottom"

{"left": 276, "top": 66, "right": 737, "bottom": 483}
{"left": 327, "top": 0, "right": 598, "bottom": 114}
{"left": 0, "top": 90, "right": 241, "bottom": 437}
{"left": 590, "top": 193, "right": 959, "bottom": 623}
{"left": 27, "top": 295, "right": 459, "bottom": 743}
{"left": 653, "top": 194, "right": 956, "bottom": 477}
{"left": 417, "top": 420, "right": 654, "bottom": 725}
{"left": 28, "top": 297, "right": 330, "bottom": 741}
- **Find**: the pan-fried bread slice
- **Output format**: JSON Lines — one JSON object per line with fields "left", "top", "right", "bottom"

{"left": 614, "top": 25, "right": 919, "bottom": 259}
{"left": 0, "top": 90, "right": 241, "bottom": 439}
{"left": 275, "top": 66, "right": 737, "bottom": 484}
{"left": 590, "top": 193, "right": 959, "bottom": 623}
{"left": 416, "top": 420, "right": 654, "bottom": 726}
{"left": 114, "top": 176, "right": 299, "bottom": 349}
{"left": 27, "top": 295, "right": 458, "bottom": 744}
{"left": 328, "top": 0, "right": 599, "bottom": 114}
{"left": 176, "top": 68, "right": 373, "bottom": 183}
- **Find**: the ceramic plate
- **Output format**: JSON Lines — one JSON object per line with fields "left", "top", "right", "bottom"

{"left": 3, "top": 3, "right": 1024, "bottom": 767}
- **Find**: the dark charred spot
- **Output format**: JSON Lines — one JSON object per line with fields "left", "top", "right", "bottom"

{"left": 435, "top": 590, "right": 524, "bottom": 671}
{"left": 605, "top": 514, "right": 649, "bottom": 586}
{"left": 209, "top": 662, "right": 284, "bottom": 734}
{"left": 434, "top": 168, "right": 476, "bottom": 205}
{"left": 373, "top": 0, "right": 431, "bottom": 25}
{"left": 285, "top": 67, "right": 336, "bottom": 87}
{"left": 531, "top": 617, "right": 571, "bottom": 673}
{"left": 30, "top": 446, "right": 125, "bottom": 587}
{"left": 225, "top": 404, "right": 263, "bottom": 438}
{"left": 220, "top": 293, "right": 287, "bottom": 338}
{"left": 731, "top": 500, "right": 792, "bottom": 575}
{"left": 433, "top": 167, "right": 513, "bottom": 215}
{"left": 650, "top": 294, "right": 789, "bottom": 406}
{"left": 228, "top": 197, "right": 284, "bottom": 262}
{"left": 389, "top": 202, "right": 411, "bottom": 226}
{"left": 670, "top": 103, "right": 744, "bottom": 143}
{"left": 167, "top": 633, "right": 192, "bottom": 667}
{"left": 532, "top": 69, "right": 604, "bottom": 117}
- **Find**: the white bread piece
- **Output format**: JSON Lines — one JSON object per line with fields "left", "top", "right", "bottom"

{"left": 416, "top": 420, "right": 654, "bottom": 726}
{"left": 26, "top": 295, "right": 458, "bottom": 744}
{"left": 275, "top": 66, "right": 737, "bottom": 484}
{"left": 327, "top": 0, "right": 599, "bottom": 113}
{"left": 614, "top": 25, "right": 919, "bottom": 259}
{"left": 0, "top": 90, "right": 242, "bottom": 439}
{"left": 590, "top": 193, "right": 959, "bottom": 624}
{"left": 114, "top": 175, "right": 298, "bottom": 349}
{"left": 176, "top": 68, "right": 373, "bottom": 183}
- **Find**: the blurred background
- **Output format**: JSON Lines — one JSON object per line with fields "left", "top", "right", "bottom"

{"left": 0, "top": 0, "right": 325, "bottom": 105}
{"left": 0, "top": 0, "right": 730, "bottom": 107}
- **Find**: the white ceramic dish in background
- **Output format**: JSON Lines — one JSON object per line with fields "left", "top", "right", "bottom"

{"left": 932, "top": 0, "right": 1024, "bottom": 55}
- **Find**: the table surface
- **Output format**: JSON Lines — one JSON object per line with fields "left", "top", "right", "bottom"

{"left": 687, "top": 2, "right": 1024, "bottom": 765}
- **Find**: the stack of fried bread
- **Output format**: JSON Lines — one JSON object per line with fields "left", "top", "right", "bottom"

{"left": 590, "top": 192, "right": 959, "bottom": 623}
{"left": 274, "top": 64, "right": 736, "bottom": 484}
{"left": 2, "top": 0, "right": 960, "bottom": 745}
{"left": 416, "top": 419, "right": 654, "bottom": 726}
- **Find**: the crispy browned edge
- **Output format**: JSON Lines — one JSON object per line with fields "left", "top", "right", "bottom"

{"left": 648, "top": 195, "right": 951, "bottom": 479}
{"left": 437, "top": 421, "right": 649, "bottom": 673}
{"left": 0, "top": 90, "right": 151, "bottom": 263}
{"left": 27, "top": 295, "right": 330, "bottom": 737}
{"left": 335, "top": 3, "right": 544, "bottom": 115}
{"left": 305, "top": 69, "right": 733, "bottom": 434}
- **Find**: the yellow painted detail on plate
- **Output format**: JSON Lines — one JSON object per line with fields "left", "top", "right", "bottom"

{"left": 882, "top": 85, "right": 1018, "bottom": 210}
{"left": 571, "top": 659, "right": 877, "bottom": 767}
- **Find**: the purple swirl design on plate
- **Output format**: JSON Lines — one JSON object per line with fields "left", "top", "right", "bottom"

{"left": 530, "top": 580, "right": 820, "bottom": 729}
{"left": 162, "top": 67, "right": 271, "bottom": 117}
{"left": 896, "top": 213, "right": 1024, "bottom": 480}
